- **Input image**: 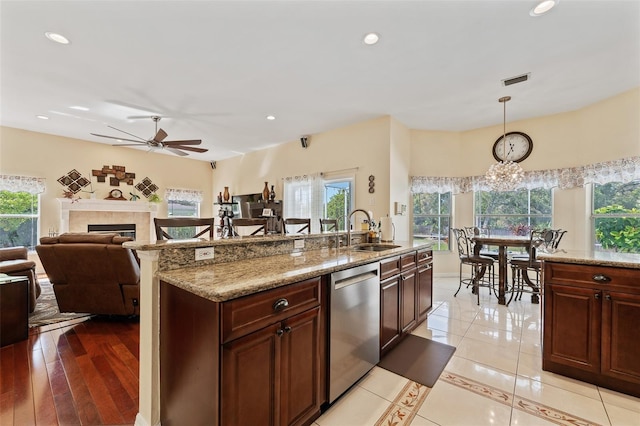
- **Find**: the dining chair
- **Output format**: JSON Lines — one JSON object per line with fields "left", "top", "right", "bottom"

{"left": 452, "top": 228, "right": 495, "bottom": 305}
{"left": 464, "top": 226, "right": 498, "bottom": 260}
{"left": 282, "top": 218, "right": 311, "bottom": 234}
{"left": 509, "top": 229, "right": 550, "bottom": 304}
{"left": 232, "top": 218, "right": 268, "bottom": 236}
{"left": 154, "top": 217, "right": 215, "bottom": 241}
{"left": 319, "top": 218, "right": 338, "bottom": 233}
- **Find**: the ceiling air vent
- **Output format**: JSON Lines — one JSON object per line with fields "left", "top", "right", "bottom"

{"left": 502, "top": 73, "right": 530, "bottom": 86}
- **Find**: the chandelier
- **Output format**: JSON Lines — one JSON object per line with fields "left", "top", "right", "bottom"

{"left": 485, "top": 96, "right": 524, "bottom": 192}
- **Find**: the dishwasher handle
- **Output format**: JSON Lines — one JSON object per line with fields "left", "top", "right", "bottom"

{"left": 333, "top": 271, "right": 378, "bottom": 291}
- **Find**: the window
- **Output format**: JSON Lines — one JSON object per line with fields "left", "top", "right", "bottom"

{"left": 0, "top": 190, "right": 40, "bottom": 250}
{"left": 323, "top": 178, "right": 353, "bottom": 231}
{"left": 413, "top": 192, "right": 451, "bottom": 251}
{"left": 165, "top": 188, "right": 202, "bottom": 239}
{"left": 283, "top": 172, "right": 354, "bottom": 233}
{"left": 474, "top": 188, "right": 552, "bottom": 237}
{"left": 592, "top": 180, "right": 640, "bottom": 253}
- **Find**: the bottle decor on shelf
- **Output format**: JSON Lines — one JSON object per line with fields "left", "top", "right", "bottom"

{"left": 217, "top": 192, "right": 223, "bottom": 204}
{"left": 269, "top": 185, "right": 276, "bottom": 201}
{"left": 223, "top": 186, "right": 230, "bottom": 202}
{"left": 262, "top": 182, "right": 270, "bottom": 202}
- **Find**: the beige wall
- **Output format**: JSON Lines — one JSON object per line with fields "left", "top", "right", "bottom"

{"left": 2, "top": 88, "right": 638, "bottom": 275}
{"left": 410, "top": 87, "right": 640, "bottom": 274}
{"left": 0, "top": 126, "right": 214, "bottom": 241}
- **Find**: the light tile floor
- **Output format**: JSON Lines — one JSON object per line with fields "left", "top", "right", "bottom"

{"left": 314, "top": 276, "right": 640, "bottom": 426}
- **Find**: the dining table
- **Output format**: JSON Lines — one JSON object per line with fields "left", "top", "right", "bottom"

{"left": 472, "top": 235, "right": 536, "bottom": 305}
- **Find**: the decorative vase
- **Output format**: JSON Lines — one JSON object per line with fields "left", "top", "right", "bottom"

{"left": 217, "top": 192, "right": 223, "bottom": 204}
{"left": 262, "top": 182, "right": 269, "bottom": 202}
{"left": 270, "top": 185, "right": 276, "bottom": 201}
{"left": 223, "top": 186, "right": 230, "bottom": 202}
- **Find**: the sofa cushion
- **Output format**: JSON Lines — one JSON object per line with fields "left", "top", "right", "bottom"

{"left": 0, "top": 259, "right": 36, "bottom": 274}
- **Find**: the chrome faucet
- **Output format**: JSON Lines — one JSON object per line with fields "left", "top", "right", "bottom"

{"left": 347, "top": 209, "right": 372, "bottom": 247}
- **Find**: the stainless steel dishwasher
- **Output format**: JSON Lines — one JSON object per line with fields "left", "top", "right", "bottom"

{"left": 329, "top": 262, "right": 380, "bottom": 403}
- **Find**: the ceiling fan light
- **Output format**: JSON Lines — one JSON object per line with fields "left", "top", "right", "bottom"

{"left": 363, "top": 32, "right": 380, "bottom": 45}
{"left": 45, "top": 32, "right": 70, "bottom": 44}
{"left": 530, "top": 0, "right": 558, "bottom": 17}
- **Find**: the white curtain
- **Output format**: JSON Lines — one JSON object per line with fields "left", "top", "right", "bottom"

{"left": 282, "top": 173, "right": 324, "bottom": 232}
{"left": 411, "top": 156, "right": 640, "bottom": 194}
{"left": 164, "top": 188, "right": 204, "bottom": 202}
{"left": 0, "top": 174, "right": 46, "bottom": 194}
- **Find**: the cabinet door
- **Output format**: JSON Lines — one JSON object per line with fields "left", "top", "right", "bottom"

{"left": 543, "top": 283, "right": 601, "bottom": 373}
{"left": 221, "top": 322, "right": 281, "bottom": 426}
{"left": 280, "top": 307, "right": 323, "bottom": 426}
{"left": 601, "top": 291, "right": 640, "bottom": 384}
{"left": 417, "top": 263, "right": 433, "bottom": 322}
{"left": 400, "top": 268, "right": 417, "bottom": 333}
{"left": 380, "top": 275, "right": 400, "bottom": 354}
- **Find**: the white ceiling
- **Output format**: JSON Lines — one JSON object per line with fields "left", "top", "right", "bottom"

{"left": 1, "top": 0, "right": 639, "bottom": 162}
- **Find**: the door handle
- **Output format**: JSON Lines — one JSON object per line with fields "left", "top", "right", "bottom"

{"left": 594, "top": 293, "right": 600, "bottom": 300}
{"left": 605, "top": 294, "right": 612, "bottom": 301}
{"left": 284, "top": 326, "right": 292, "bottom": 333}
{"left": 276, "top": 329, "right": 284, "bottom": 336}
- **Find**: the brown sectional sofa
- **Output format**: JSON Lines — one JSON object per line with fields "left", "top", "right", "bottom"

{"left": 36, "top": 233, "right": 140, "bottom": 316}
{"left": 0, "top": 246, "right": 41, "bottom": 312}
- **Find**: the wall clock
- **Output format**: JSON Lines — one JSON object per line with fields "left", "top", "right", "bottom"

{"left": 492, "top": 131, "right": 533, "bottom": 163}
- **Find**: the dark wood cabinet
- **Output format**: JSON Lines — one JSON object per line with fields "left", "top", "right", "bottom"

{"left": 543, "top": 261, "right": 640, "bottom": 397}
{"left": 417, "top": 250, "right": 433, "bottom": 323}
{"left": 161, "top": 277, "right": 325, "bottom": 426}
{"left": 380, "top": 250, "right": 433, "bottom": 356}
{"left": 221, "top": 306, "right": 322, "bottom": 426}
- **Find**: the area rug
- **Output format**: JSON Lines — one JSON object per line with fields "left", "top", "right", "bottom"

{"left": 378, "top": 334, "right": 456, "bottom": 388}
{"left": 29, "top": 278, "right": 91, "bottom": 328}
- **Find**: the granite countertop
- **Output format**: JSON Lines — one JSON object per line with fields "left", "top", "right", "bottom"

{"left": 537, "top": 250, "right": 640, "bottom": 269}
{"left": 158, "top": 242, "right": 430, "bottom": 302}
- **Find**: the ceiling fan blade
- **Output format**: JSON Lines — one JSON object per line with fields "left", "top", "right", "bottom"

{"left": 154, "top": 128, "right": 168, "bottom": 142}
{"left": 90, "top": 133, "right": 147, "bottom": 144}
{"left": 107, "top": 125, "right": 147, "bottom": 141}
{"left": 112, "top": 143, "right": 149, "bottom": 147}
{"left": 163, "top": 139, "right": 202, "bottom": 146}
{"left": 127, "top": 115, "right": 168, "bottom": 120}
{"left": 168, "top": 145, "right": 209, "bottom": 153}
{"left": 166, "top": 147, "right": 189, "bottom": 156}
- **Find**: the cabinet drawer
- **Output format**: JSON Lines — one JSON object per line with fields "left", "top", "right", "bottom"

{"left": 221, "top": 277, "right": 321, "bottom": 343}
{"left": 380, "top": 256, "right": 401, "bottom": 280}
{"left": 417, "top": 249, "right": 433, "bottom": 265}
{"left": 544, "top": 262, "right": 640, "bottom": 293}
{"left": 400, "top": 252, "right": 417, "bottom": 270}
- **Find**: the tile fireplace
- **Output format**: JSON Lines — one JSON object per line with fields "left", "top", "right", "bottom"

{"left": 57, "top": 198, "right": 158, "bottom": 241}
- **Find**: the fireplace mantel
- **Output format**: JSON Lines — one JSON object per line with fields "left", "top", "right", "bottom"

{"left": 57, "top": 198, "right": 159, "bottom": 241}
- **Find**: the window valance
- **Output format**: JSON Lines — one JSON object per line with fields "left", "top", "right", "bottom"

{"left": 0, "top": 174, "right": 46, "bottom": 194}
{"left": 411, "top": 156, "right": 640, "bottom": 194}
{"left": 165, "top": 188, "right": 203, "bottom": 202}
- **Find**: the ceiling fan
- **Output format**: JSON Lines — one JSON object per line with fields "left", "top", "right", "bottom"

{"left": 90, "top": 116, "right": 208, "bottom": 157}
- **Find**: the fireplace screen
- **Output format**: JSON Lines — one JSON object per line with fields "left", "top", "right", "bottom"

{"left": 87, "top": 224, "right": 136, "bottom": 239}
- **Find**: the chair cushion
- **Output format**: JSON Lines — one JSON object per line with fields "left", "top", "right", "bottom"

{"left": 0, "top": 259, "right": 36, "bottom": 274}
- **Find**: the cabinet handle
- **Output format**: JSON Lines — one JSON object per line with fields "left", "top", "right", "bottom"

{"left": 592, "top": 274, "right": 611, "bottom": 283}
{"left": 594, "top": 293, "right": 600, "bottom": 300}
{"left": 276, "top": 329, "right": 284, "bottom": 336}
{"left": 284, "top": 326, "right": 292, "bottom": 333}
{"left": 273, "top": 298, "right": 289, "bottom": 311}
{"left": 605, "top": 294, "right": 612, "bottom": 301}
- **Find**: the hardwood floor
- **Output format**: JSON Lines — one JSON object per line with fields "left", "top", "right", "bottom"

{"left": 0, "top": 316, "right": 140, "bottom": 425}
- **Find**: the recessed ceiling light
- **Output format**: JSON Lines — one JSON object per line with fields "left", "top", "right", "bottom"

{"left": 363, "top": 32, "right": 380, "bottom": 45}
{"left": 36, "top": 115, "right": 49, "bottom": 120}
{"left": 45, "top": 32, "right": 70, "bottom": 44}
{"left": 530, "top": 0, "right": 559, "bottom": 17}
{"left": 70, "top": 106, "right": 89, "bottom": 111}
{"left": 266, "top": 115, "right": 276, "bottom": 121}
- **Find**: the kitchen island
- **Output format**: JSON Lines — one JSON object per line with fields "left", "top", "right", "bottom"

{"left": 125, "top": 233, "right": 432, "bottom": 426}
{"left": 539, "top": 250, "right": 640, "bottom": 398}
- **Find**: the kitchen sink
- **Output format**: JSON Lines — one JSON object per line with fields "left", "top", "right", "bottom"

{"left": 351, "top": 244, "right": 401, "bottom": 252}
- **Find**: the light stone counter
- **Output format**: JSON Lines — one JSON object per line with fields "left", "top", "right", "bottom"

{"left": 537, "top": 250, "right": 640, "bottom": 269}
{"left": 158, "top": 243, "right": 427, "bottom": 302}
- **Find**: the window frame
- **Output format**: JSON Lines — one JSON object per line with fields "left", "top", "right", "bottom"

{"left": 0, "top": 190, "right": 41, "bottom": 251}
{"left": 591, "top": 180, "right": 640, "bottom": 253}
{"left": 412, "top": 191, "right": 452, "bottom": 252}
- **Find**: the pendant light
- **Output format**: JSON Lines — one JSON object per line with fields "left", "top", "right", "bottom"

{"left": 485, "top": 96, "right": 524, "bottom": 192}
